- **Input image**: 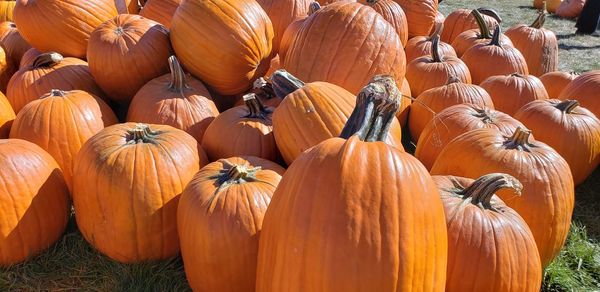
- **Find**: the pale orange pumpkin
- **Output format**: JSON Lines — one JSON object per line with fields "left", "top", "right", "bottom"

{"left": 480, "top": 73, "right": 549, "bottom": 116}
{"left": 540, "top": 71, "right": 578, "bottom": 98}
{"left": 441, "top": 8, "right": 499, "bottom": 44}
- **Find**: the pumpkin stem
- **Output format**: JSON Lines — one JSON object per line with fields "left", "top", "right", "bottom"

{"left": 227, "top": 164, "right": 261, "bottom": 182}
{"left": 431, "top": 34, "right": 443, "bottom": 63}
{"left": 167, "top": 56, "right": 190, "bottom": 93}
{"left": 446, "top": 75, "right": 462, "bottom": 85}
{"left": 473, "top": 107, "right": 495, "bottom": 124}
{"left": 339, "top": 75, "right": 400, "bottom": 142}
{"left": 555, "top": 99, "right": 580, "bottom": 114}
{"left": 309, "top": 2, "right": 321, "bottom": 14}
{"left": 503, "top": 126, "right": 533, "bottom": 151}
{"left": 48, "top": 89, "right": 65, "bottom": 98}
{"left": 31, "top": 52, "right": 63, "bottom": 69}
{"left": 488, "top": 25, "right": 502, "bottom": 47}
{"left": 460, "top": 173, "right": 522, "bottom": 212}
{"left": 253, "top": 77, "right": 277, "bottom": 102}
{"left": 207, "top": 160, "right": 270, "bottom": 199}
{"left": 271, "top": 70, "right": 305, "bottom": 99}
{"left": 126, "top": 124, "right": 159, "bottom": 144}
{"left": 471, "top": 9, "right": 492, "bottom": 39}
{"left": 531, "top": 11, "right": 546, "bottom": 29}
{"left": 429, "top": 22, "right": 443, "bottom": 39}
{"left": 477, "top": 8, "right": 503, "bottom": 23}
{"left": 243, "top": 93, "right": 272, "bottom": 119}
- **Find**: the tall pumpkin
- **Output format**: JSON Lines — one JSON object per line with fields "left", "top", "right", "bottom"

{"left": 139, "top": 0, "right": 181, "bottom": 28}
{"left": 256, "top": 76, "right": 448, "bottom": 291}
{"left": 405, "top": 25, "right": 457, "bottom": 64}
{"left": 394, "top": 0, "right": 438, "bottom": 38}
{"left": 127, "top": 56, "right": 219, "bottom": 143}
{"left": 72, "top": 123, "right": 207, "bottom": 263}
{"left": 480, "top": 73, "right": 549, "bottom": 116}
{"left": 505, "top": 12, "right": 558, "bottom": 76}
{"left": 284, "top": 1, "right": 405, "bottom": 95}
{"left": 0, "top": 91, "right": 14, "bottom": 138}
{"left": 171, "top": 0, "right": 274, "bottom": 96}
{"left": 9, "top": 89, "right": 118, "bottom": 190}
{"left": 179, "top": 156, "right": 284, "bottom": 292}
{"left": 434, "top": 173, "right": 542, "bottom": 292}
{"left": 540, "top": 71, "right": 577, "bottom": 98}
{"left": 13, "top": 0, "right": 119, "bottom": 58}
{"left": 559, "top": 70, "right": 600, "bottom": 118}
{"left": 431, "top": 127, "right": 575, "bottom": 267}
{"left": 515, "top": 99, "right": 600, "bottom": 185}
{"left": 451, "top": 10, "right": 513, "bottom": 57}
{"left": 256, "top": 0, "right": 311, "bottom": 53}
{"left": 441, "top": 8, "right": 499, "bottom": 44}
{"left": 360, "top": 0, "right": 409, "bottom": 46}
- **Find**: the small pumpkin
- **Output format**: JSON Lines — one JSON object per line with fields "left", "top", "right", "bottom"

{"left": 558, "top": 70, "right": 600, "bottom": 118}
{"left": 0, "top": 139, "right": 70, "bottom": 266}
{"left": 394, "top": 0, "right": 439, "bottom": 38}
{"left": 480, "top": 73, "right": 549, "bottom": 116}
{"left": 405, "top": 24, "right": 457, "bottom": 63}
{"left": 139, "top": 0, "right": 181, "bottom": 28}
{"left": 256, "top": 0, "right": 312, "bottom": 54}
{"left": 360, "top": 0, "right": 408, "bottom": 46}
{"left": 540, "top": 71, "right": 578, "bottom": 98}
{"left": 515, "top": 99, "right": 600, "bottom": 185}
{"left": 0, "top": 91, "right": 14, "bottom": 138}
{"left": 451, "top": 9, "right": 513, "bottom": 57}
{"left": 441, "top": 8, "right": 499, "bottom": 44}
{"left": 279, "top": 2, "right": 321, "bottom": 64}
{"left": 556, "top": 0, "right": 586, "bottom": 18}
{"left": 179, "top": 156, "right": 284, "bottom": 292}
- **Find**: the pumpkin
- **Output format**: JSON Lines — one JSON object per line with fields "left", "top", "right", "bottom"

{"left": 405, "top": 35, "right": 471, "bottom": 97}
{"left": 271, "top": 70, "right": 404, "bottom": 165}
{"left": 139, "top": 0, "right": 181, "bottom": 28}
{"left": 416, "top": 103, "right": 523, "bottom": 170}
{"left": 559, "top": 70, "right": 600, "bottom": 118}
{"left": 257, "top": 0, "right": 311, "bottom": 54}
{"left": 7, "top": 52, "right": 104, "bottom": 113}
{"left": 540, "top": 71, "right": 578, "bottom": 98}
{"left": 279, "top": 3, "right": 321, "bottom": 65}
{"left": 127, "top": 56, "right": 219, "bottom": 144}
{"left": 0, "top": 46, "right": 8, "bottom": 91}
{"left": 171, "top": 0, "right": 274, "bottom": 96}
{"left": 256, "top": 76, "right": 448, "bottom": 291}
{"left": 360, "top": 0, "right": 408, "bottom": 46}
{"left": 9, "top": 89, "right": 118, "bottom": 190}
{"left": 452, "top": 10, "right": 513, "bottom": 57}
{"left": 556, "top": 0, "right": 586, "bottom": 18}
{"left": 405, "top": 24, "right": 457, "bottom": 63}
{"left": 408, "top": 76, "right": 493, "bottom": 142}
{"left": 434, "top": 173, "right": 542, "bottom": 292}
{"left": 316, "top": 0, "right": 348, "bottom": 4}
{"left": 432, "top": 10, "right": 445, "bottom": 34}
{"left": 505, "top": 12, "right": 558, "bottom": 76}
{"left": 0, "top": 139, "right": 70, "bottom": 266}
{"left": 73, "top": 123, "right": 207, "bottom": 263}
{"left": 515, "top": 99, "right": 600, "bottom": 185}
{"left": 397, "top": 78, "right": 412, "bottom": 127}
{"left": 431, "top": 127, "right": 575, "bottom": 267}
{"left": 441, "top": 8, "right": 499, "bottom": 44}
{"left": 13, "top": 0, "right": 119, "bottom": 58}
{"left": 0, "top": 91, "right": 14, "bottom": 138}
{"left": 534, "top": 0, "right": 562, "bottom": 13}
{"left": 480, "top": 73, "right": 549, "bottom": 116}
{"left": 394, "top": 0, "right": 438, "bottom": 38}
{"left": 0, "top": 1, "right": 15, "bottom": 22}
{"left": 284, "top": 1, "right": 405, "bottom": 95}
{"left": 461, "top": 26, "right": 529, "bottom": 84}
{"left": 179, "top": 156, "right": 284, "bottom": 292}
{"left": 88, "top": 14, "right": 172, "bottom": 105}
{"left": 0, "top": 22, "right": 31, "bottom": 90}
{"left": 18, "top": 47, "right": 38, "bottom": 68}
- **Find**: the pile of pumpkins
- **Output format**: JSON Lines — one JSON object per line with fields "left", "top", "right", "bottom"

{"left": 0, "top": 0, "right": 599, "bottom": 291}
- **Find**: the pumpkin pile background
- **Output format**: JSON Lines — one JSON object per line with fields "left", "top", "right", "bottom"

{"left": 0, "top": 0, "right": 599, "bottom": 291}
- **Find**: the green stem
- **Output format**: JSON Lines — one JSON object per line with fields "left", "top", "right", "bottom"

{"left": 271, "top": 70, "right": 305, "bottom": 99}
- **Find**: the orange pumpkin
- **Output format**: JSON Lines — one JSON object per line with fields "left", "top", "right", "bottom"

{"left": 179, "top": 156, "right": 284, "bottom": 292}
{"left": 431, "top": 127, "right": 575, "bottom": 267}
{"left": 409, "top": 76, "right": 493, "bottom": 141}
{"left": 284, "top": 1, "right": 405, "bottom": 95}
{"left": 405, "top": 24, "right": 457, "bottom": 63}
{"left": 559, "top": 70, "right": 600, "bottom": 118}
{"left": 360, "top": 0, "right": 408, "bottom": 46}
{"left": 540, "top": 71, "right": 577, "bottom": 98}
{"left": 441, "top": 8, "right": 499, "bottom": 44}
{"left": 0, "top": 21, "right": 31, "bottom": 91}
{"left": 9, "top": 89, "right": 118, "bottom": 190}
{"left": 257, "top": 0, "right": 311, "bottom": 54}
{"left": 397, "top": 78, "right": 412, "bottom": 127}
{"left": 556, "top": 0, "right": 586, "bottom": 18}
{"left": 480, "top": 73, "right": 549, "bottom": 116}
{"left": 0, "top": 1, "right": 15, "bottom": 22}
{"left": 0, "top": 46, "right": 8, "bottom": 91}
{"left": 256, "top": 76, "right": 448, "bottom": 291}
{"left": 171, "top": 0, "right": 274, "bottom": 96}
{"left": 515, "top": 99, "right": 600, "bottom": 185}
{"left": 394, "top": 0, "right": 438, "bottom": 38}
{"left": 139, "top": 0, "right": 181, "bottom": 28}
{"left": 416, "top": 104, "right": 523, "bottom": 170}
{"left": 534, "top": 0, "right": 562, "bottom": 13}
{"left": 0, "top": 91, "right": 14, "bottom": 138}
{"left": 451, "top": 10, "right": 513, "bottom": 57}
{"left": 434, "top": 173, "right": 542, "bottom": 292}
{"left": 432, "top": 10, "right": 445, "bottom": 34}
{"left": 0, "top": 139, "right": 70, "bottom": 266}
{"left": 13, "top": 0, "right": 119, "bottom": 58}
{"left": 279, "top": 3, "right": 321, "bottom": 64}
{"left": 7, "top": 52, "right": 104, "bottom": 113}
{"left": 18, "top": 46, "right": 38, "bottom": 68}
{"left": 127, "top": 56, "right": 219, "bottom": 143}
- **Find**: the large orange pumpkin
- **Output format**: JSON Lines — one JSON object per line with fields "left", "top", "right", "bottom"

{"left": 127, "top": 56, "right": 219, "bottom": 143}
{"left": 279, "top": 3, "right": 321, "bottom": 64}
{"left": 441, "top": 8, "right": 499, "bottom": 44}
{"left": 9, "top": 89, "right": 118, "bottom": 190}
{"left": 451, "top": 10, "right": 513, "bottom": 57}
{"left": 556, "top": 0, "right": 586, "bottom": 18}
{"left": 284, "top": 1, "right": 405, "bottom": 95}
{"left": 256, "top": 0, "right": 311, "bottom": 53}
{"left": 13, "top": 0, "right": 119, "bottom": 58}
{"left": 559, "top": 70, "right": 600, "bottom": 118}
{"left": 434, "top": 173, "right": 542, "bottom": 292}
{"left": 0, "top": 139, "right": 70, "bottom": 266}
{"left": 480, "top": 73, "right": 549, "bottom": 116}
{"left": 394, "top": 0, "right": 438, "bottom": 38}
{"left": 256, "top": 76, "right": 448, "bottom": 291}
{"left": 0, "top": 21, "right": 30, "bottom": 91}
{"left": 72, "top": 123, "right": 207, "bottom": 263}
{"left": 139, "top": 0, "right": 181, "bottom": 28}
{"left": 404, "top": 24, "right": 457, "bottom": 63}
{"left": 540, "top": 71, "right": 577, "bottom": 98}
{"left": 360, "top": 0, "right": 408, "bottom": 46}
{"left": 0, "top": 91, "right": 14, "bottom": 138}
{"left": 7, "top": 52, "right": 104, "bottom": 113}
{"left": 171, "top": 0, "right": 274, "bottom": 96}
{"left": 515, "top": 99, "right": 600, "bottom": 185}
{"left": 416, "top": 104, "right": 523, "bottom": 170}
{"left": 179, "top": 156, "right": 284, "bottom": 292}
{"left": 431, "top": 127, "right": 575, "bottom": 267}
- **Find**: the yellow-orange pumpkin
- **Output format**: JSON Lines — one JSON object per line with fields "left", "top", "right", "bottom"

{"left": 0, "top": 91, "right": 14, "bottom": 138}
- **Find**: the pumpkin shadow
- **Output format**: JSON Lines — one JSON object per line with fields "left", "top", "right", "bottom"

{"left": 573, "top": 167, "right": 600, "bottom": 241}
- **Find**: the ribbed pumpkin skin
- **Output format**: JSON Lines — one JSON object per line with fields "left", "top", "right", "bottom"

{"left": 405, "top": 36, "right": 457, "bottom": 63}
{"left": 431, "top": 128, "right": 575, "bottom": 267}
{"left": 480, "top": 74, "right": 549, "bottom": 116}
{"left": 559, "top": 70, "right": 600, "bottom": 118}
{"left": 406, "top": 52, "right": 471, "bottom": 97}
{"left": 515, "top": 99, "right": 600, "bottom": 185}
{"left": 0, "top": 92, "right": 14, "bottom": 138}
{"left": 433, "top": 175, "right": 542, "bottom": 292}
{"left": 409, "top": 81, "right": 493, "bottom": 142}
{"left": 9, "top": 90, "right": 118, "bottom": 190}
{"left": 540, "top": 71, "right": 577, "bottom": 98}
{"left": 139, "top": 0, "right": 181, "bottom": 28}
{"left": 272, "top": 82, "right": 404, "bottom": 165}
{"left": 18, "top": 47, "right": 38, "bottom": 68}
{"left": 279, "top": 18, "right": 305, "bottom": 65}
{"left": 0, "top": 139, "right": 70, "bottom": 266}
{"left": 179, "top": 157, "right": 284, "bottom": 292}
{"left": 7, "top": 54, "right": 104, "bottom": 113}
{"left": 360, "top": 0, "right": 408, "bottom": 46}
{"left": 13, "top": 0, "right": 118, "bottom": 58}
{"left": 284, "top": 2, "right": 405, "bottom": 95}
{"left": 556, "top": 0, "right": 585, "bottom": 18}
{"left": 256, "top": 0, "right": 311, "bottom": 53}
{"left": 441, "top": 9, "right": 498, "bottom": 44}
{"left": 394, "top": 0, "right": 438, "bottom": 38}
{"left": 88, "top": 15, "right": 172, "bottom": 105}
{"left": 505, "top": 19, "right": 558, "bottom": 77}
{"left": 416, "top": 104, "right": 523, "bottom": 170}
{"left": 171, "top": 0, "right": 274, "bottom": 96}
{"left": 0, "top": 1, "right": 15, "bottom": 22}
{"left": 461, "top": 41, "right": 528, "bottom": 84}
{"left": 0, "top": 22, "right": 31, "bottom": 91}
{"left": 72, "top": 123, "right": 206, "bottom": 263}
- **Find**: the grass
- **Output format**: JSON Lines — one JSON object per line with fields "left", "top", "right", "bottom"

{"left": 1, "top": 1, "right": 599, "bottom": 291}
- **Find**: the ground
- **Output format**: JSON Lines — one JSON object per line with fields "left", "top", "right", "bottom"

{"left": 1, "top": 1, "right": 599, "bottom": 291}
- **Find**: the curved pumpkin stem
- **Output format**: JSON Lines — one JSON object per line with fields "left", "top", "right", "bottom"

{"left": 488, "top": 25, "right": 502, "bottom": 47}
{"left": 473, "top": 107, "right": 496, "bottom": 124}
{"left": 460, "top": 173, "right": 522, "bottom": 211}
{"left": 32, "top": 52, "right": 63, "bottom": 69}
{"left": 471, "top": 9, "right": 492, "bottom": 39}
{"left": 243, "top": 93, "right": 272, "bottom": 119}
{"left": 339, "top": 75, "right": 400, "bottom": 142}
{"left": 555, "top": 100, "right": 580, "bottom": 114}
{"left": 167, "top": 56, "right": 191, "bottom": 93}
{"left": 477, "top": 8, "right": 503, "bottom": 23}
{"left": 530, "top": 11, "right": 546, "bottom": 29}
{"left": 429, "top": 22, "right": 443, "bottom": 40}
{"left": 253, "top": 77, "right": 276, "bottom": 101}
{"left": 126, "top": 124, "right": 159, "bottom": 144}
{"left": 503, "top": 126, "right": 533, "bottom": 151}
{"left": 309, "top": 2, "right": 321, "bottom": 14}
{"left": 431, "top": 34, "right": 443, "bottom": 63}
{"left": 271, "top": 70, "right": 305, "bottom": 99}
